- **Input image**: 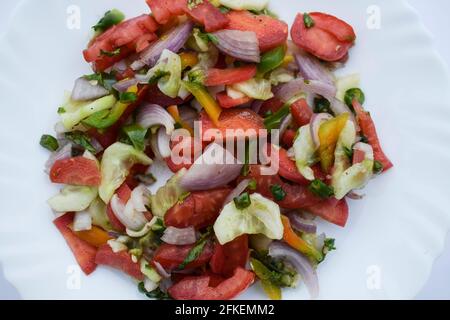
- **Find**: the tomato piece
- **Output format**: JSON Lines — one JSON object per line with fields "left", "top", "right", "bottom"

{"left": 205, "top": 66, "right": 257, "bottom": 87}
{"left": 307, "top": 198, "right": 349, "bottom": 227}
{"left": 168, "top": 267, "right": 254, "bottom": 300}
{"left": 144, "top": 84, "right": 189, "bottom": 107}
{"left": 106, "top": 183, "right": 131, "bottom": 232}
{"left": 125, "top": 163, "right": 150, "bottom": 189}
{"left": 290, "top": 98, "right": 313, "bottom": 127}
{"left": 84, "top": 14, "right": 158, "bottom": 63}
{"left": 95, "top": 244, "right": 144, "bottom": 280}
{"left": 210, "top": 235, "right": 249, "bottom": 277}
{"left": 201, "top": 109, "right": 265, "bottom": 141}
{"left": 353, "top": 101, "right": 393, "bottom": 171}
{"left": 152, "top": 242, "right": 214, "bottom": 271}
{"left": 309, "top": 12, "right": 356, "bottom": 42}
{"left": 93, "top": 45, "right": 134, "bottom": 73}
{"left": 54, "top": 213, "right": 97, "bottom": 275}
{"left": 50, "top": 157, "right": 101, "bottom": 186}
{"left": 165, "top": 188, "right": 231, "bottom": 229}
{"left": 291, "top": 13, "right": 354, "bottom": 62}
{"left": 259, "top": 97, "right": 284, "bottom": 116}
{"left": 278, "top": 148, "right": 310, "bottom": 185}
{"left": 165, "top": 135, "right": 199, "bottom": 173}
{"left": 226, "top": 11, "right": 288, "bottom": 52}
{"left": 352, "top": 149, "right": 366, "bottom": 165}
{"left": 147, "top": 0, "right": 229, "bottom": 32}
{"left": 216, "top": 92, "right": 253, "bottom": 109}
{"left": 281, "top": 129, "right": 296, "bottom": 148}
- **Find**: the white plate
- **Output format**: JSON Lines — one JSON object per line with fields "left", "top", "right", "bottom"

{"left": 1, "top": 0, "right": 450, "bottom": 300}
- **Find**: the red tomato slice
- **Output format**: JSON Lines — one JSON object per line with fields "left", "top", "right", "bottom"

{"left": 291, "top": 98, "right": 313, "bottom": 127}
{"left": 205, "top": 66, "right": 257, "bottom": 87}
{"left": 165, "top": 188, "right": 231, "bottom": 229}
{"left": 168, "top": 267, "right": 255, "bottom": 300}
{"left": 216, "top": 92, "right": 253, "bottom": 109}
{"left": 53, "top": 213, "right": 97, "bottom": 275}
{"left": 146, "top": 0, "right": 229, "bottom": 32}
{"left": 144, "top": 84, "right": 189, "bottom": 107}
{"left": 309, "top": 12, "right": 356, "bottom": 42}
{"left": 95, "top": 244, "right": 144, "bottom": 280}
{"left": 353, "top": 101, "right": 393, "bottom": 171}
{"left": 281, "top": 129, "right": 296, "bottom": 148}
{"left": 84, "top": 14, "right": 158, "bottom": 63}
{"left": 210, "top": 235, "right": 249, "bottom": 277}
{"left": 152, "top": 242, "right": 214, "bottom": 271}
{"left": 278, "top": 148, "right": 310, "bottom": 186}
{"left": 93, "top": 45, "right": 134, "bottom": 73}
{"left": 50, "top": 157, "right": 101, "bottom": 186}
{"left": 291, "top": 13, "right": 354, "bottom": 62}
{"left": 307, "top": 198, "right": 349, "bottom": 227}
{"left": 106, "top": 183, "right": 131, "bottom": 232}
{"left": 226, "top": 10, "right": 288, "bottom": 52}
{"left": 259, "top": 97, "right": 284, "bottom": 116}
{"left": 352, "top": 149, "right": 366, "bottom": 165}
{"left": 125, "top": 163, "right": 151, "bottom": 189}
{"left": 201, "top": 109, "right": 265, "bottom": 141}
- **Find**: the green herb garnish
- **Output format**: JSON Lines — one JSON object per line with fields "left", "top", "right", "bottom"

{"left": 323, "top": 238, "right": 336, "bottom": 255}
{"left": 100, "top": 48, "right": 121, "bottom": 57}
{"left": 270, "top": 184, "right": 286, "bottom": 201}
{"left": 178, "top": 228, "right": 212, "bottom": 270}
{"left": 313, "top": 96, "right": 334, "bottom": 115}
{"left": 373, "top": 160, "right": 384, "bottom": 174}
{"left": 122, "top": 124, "right": 147, "bottom": 151}
{"left": 40, "top": 134, "right": 59, "bottom": 152}
{"left": 64, "top": 131, "right": 96, "bottom": 153}
{"left": 308, "top": 179, "right": 334, "bottom": 199}
{"left": 138, "top": 282, "right": 171, "bottom": 300}
{"left": 93, "top": 9, "right": 125, "bottom": 33}
{"left": 119, "top": 91, "right": 138, "bottom": 103}
{"left": 344, "top": 88, "right": 365, "bottom": 109}
{"left": 248, "top": 179, "right": 257, "bottom": 191}
{"left": 303, "top": 13, "right": 315, "bottom": 29}
{"left": 234, "top": 192, "right": 252, "bottom": 210}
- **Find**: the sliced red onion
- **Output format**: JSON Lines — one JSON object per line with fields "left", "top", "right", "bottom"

{"left": 161, "top": 226, "right": 197, "bottom": 245}
{"left": 276, "top": 78, "right": 336, "bottom": 103}
{"left": 132, "top": 21, "right": 194, "bottom": 70}
{"left": 44, "top": 143, "right": 72, "bottom": 173}
{"left": 329, "top": 98, "right": 358, "bottom": 130}
{"left": 180, "top": 143, "right": 243, "bottom": 191}
{"left": 269, "top": 241, "right": 319, "bottom": 299}
{"left": 178, "top": 106, "right": 198, "bottom": 129}
{"left": 272, "top": 114, "right": 292, "bottom": 146}
{"left": 154, "top": 261, "right": 171, "bottom": 279}
{"left": 73, "top": 211, "right": 92, "bottom": 232}
{"left": 287, "top": 213, "right": 317, "bottom": 234}
{"left": 310, "top": 113, "right": 333, "bottom": 148}
{"left": 130, "top": 185, "right": 151, "bottom": 212}
{"left": 251, "top": 100, "right": 264, "bottom": 114}
{"left": 110, "top": 194, "right": 148, "bottom": 231}
{"left": 112, "top": 78, "right": 138, "bottom": 93}
{"left": 111, "top": 59, "right": 128, "bottom": 73}
{"left": 212, "top": 30, "right": 260, "bottom": 63}
{"left": 136, "top": 104, "right": 175, "bottom": 134}
{"left": 353, "top": 142, "right": 374, "bottom": 161}
{"left": 223, "top": 179, "right": 250, "bottom": 205}
{"left": 150, "top": 127, "right": 172, "bottom": 159}
{"left": 295, "top": 52, "right": 334, "bottom": 85}
{"left": 71, "top": 77, "right": 109, "bottom": 101}
{"left": 347, "top": 191, "right": 365, "bottom": 200}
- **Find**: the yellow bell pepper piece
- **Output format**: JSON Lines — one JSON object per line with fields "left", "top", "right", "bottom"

{"left": 167, "top": 105, "right": 194, "bottom": 136}
{"left": 318, "top": 113, "right": 350, "bottom": 173}
{"left": 281, "top": 55, "right": 294, "bottom": 68}
{"left": 182, "top": 81, "right": 222, "bottom": 126}
{"left": 250, "top": 258, "right": 282, "bottom": 300}
{"left": 179, "top": 52, "right": 199, "bottom": 70}
{"left": 71, "top": 225, "right": 112, "bottom": 248}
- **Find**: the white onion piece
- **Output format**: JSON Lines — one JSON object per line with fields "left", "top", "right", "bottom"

{"left": 269, "top": 241, "right": 319, "bottom": 299}
{"left": 144, "top": 277, "right": 159, "bottom": 292}
{"left": 44, "top": 143, "right": 72, "bottom": 173}
{"left": 161, "top": 226, "right": 197, "bottom": 245}
{"left": 223, "top": 179, "right": 250, "bottom": 206}
{"left": 154, "top": 261, "right": 171, "bottom": 278}
{"left": 112, "top": 78, "right": 138, "bottom": 93}
{"left": 130, "top": 184, "right": 151, "bottom": 212}
{"left": 71, "top": 77, "right": 109, "bottom": 101}
{"left": 73, "top": 211, "right": 92, "bottom": 231}
{"left": 276, "top": 78, "right": 336, "bottom": 103}
{"left": 212, "top": 30, "right": 260, "bottom": 63}
{"left": 295, "top": 52, "right": 334, "bottom": 85}
{"left": 157, "top": 127, "right": 172, "bottom": 158}
{"left": 137, "top": 104, "right": 175, "bottom": 134}
{"left": 309, "top": 113, "right": 333, "bottom": 148}
{"left": 110, "top": 194, "right": 148, "bottom": 231}
{"left": 126, "top": 217, "right": 158, "bottom": 238}
{"left": 330, "top": 98, "right": 358, "bottom": 129}
{"left": 353, "top": 142, "right": 374, "bottom": 161}
{"left": 180, "top": 143, "right": 243, "bottom": 191}
{"left": 107, "top": 239, "right": 128, "bottom": 253}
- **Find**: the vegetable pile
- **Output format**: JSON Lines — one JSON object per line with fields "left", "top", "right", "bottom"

{"left": 40, "top": 0, "right": 392, "bottom": 300}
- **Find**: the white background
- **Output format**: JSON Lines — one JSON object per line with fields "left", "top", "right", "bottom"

{"left": 0, "top": 0, "right": 449, "bottom": 299}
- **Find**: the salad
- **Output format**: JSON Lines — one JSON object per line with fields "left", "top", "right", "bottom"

{"left": 40, "top": 0, "right": 392, "bottom": 300}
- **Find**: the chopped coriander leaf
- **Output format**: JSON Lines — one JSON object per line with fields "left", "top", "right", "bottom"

{"left": 100, "top": 48, "right": 121, "bottom": 57}
{"left": 308, "top": 179, "right": 334, "bottom": 199}
{"left": 187, "top": 69, "right": 205, "bottom": 85}
{"left": 344, "top": 88, "right": 365, "bottom": 109}
{"left": 178, "top": 228, "right": 212, "bottom": 269}
{"left": 313, "top": 96, "right": 334, "bottom": 115}
{"left": 251, "top": 251, "right": 297, "bottom": 287}
{"left": 122, "top": 124, "right": 147, "bottom": 151}
{"left": 248, "top": 179, "right": 257, "bottom": 191}
{"left": 119, "top": 91, "right": 138, "bottom": 103}
{"left": 40, "top": 134, "right": 59, "bottom": 152}
{"left": 373, "top": 160, "right": 384, "bottom": 174}
{"left": 84, "top": 72, "right": 117, "bottom": 92}
{"left": 303, "top": 13, "right": 315, "bottom": 29}
{"left": 234, "top": 192, "right": 251, "bottom": 210}
{"left": 343, "top": 146, "right": 354, "bottom": 161}
{"left": 323, "top": 238, "right": 336, "bottom": 255}
{"left": 64, "top": 131, "right": 96, "bottom": 153}
{"left": 93, "top": 9, "right": 125, "bottom": 32}
{"left": 270, "top": 184, "right": 286, "bottom": 201}
{"left": 138, "top": 282, "right": 171, "bottom": 300}
{"left": 57, "top": 107, "right": 66, "bottom": 114}
{"left": 264, "top": 104, "right": 290, "bottom": 130}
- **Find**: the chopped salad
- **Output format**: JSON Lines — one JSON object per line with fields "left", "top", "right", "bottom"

{"left": 40, "top": 0, "right": 392, "bottom": 300}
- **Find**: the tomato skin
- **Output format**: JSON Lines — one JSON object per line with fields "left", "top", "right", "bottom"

{"left": 54, "top": 213, "right": 97, "bottom": 275}
{"left": 309, "top": 12, "right": 356, "bottom": 42}
{"left": 353, "top": 101, "right": 393, "bottom": 171}
{"left": 106, "top": 183, "right": 131, "bottom": 232}
{"left": 125, "top": 163, "right": 150, "bottom": 189}
{"left": 291, "top": 13, "right": 354, "bottom": 62}
{"left": 93, "top": 46, "right": 134, "bottom": 72}
{"left": 50, "top": 157, "right": 101, "bottom": 186}
{"left": 95, "top": 244, "right": 144, "bottom": 280}
{"left": 201, "top": 109, "right": 265, "bottom": 141}
{"left": 152, "top": 242, "right": 214, "bottom": 271}
{"left": 165, "top": 188, "right": 231, "bottom": 229}
{"left": 168, "top": 267, "right": 254, "bottom": 300}
{"left": 216, "top": 92, "right": 253, "bottom": 109}
{"left": 144, "top": 84, "right": 189, "bottom": 107}
{"left": 278, "top": 148, "right": 310, "bottom": 186}
{"left": 307, "top": 198, "right": 349, "bottom": 227}
{"left": 210, "top": 235, "right": 249, "bottom": 277}
{"left": 226, "top": 11, "right": 288, "bottom": 52}
{"left": 205, "top": 66, "right": 257, "bottom": 87}
{"left": 259, "top": 97, "right": 284, "bottom": 116}
{"left": 291, "top": 98, "right": 313, "bottom": 127}
{"left": 281, "top": 129, "right": 296, "bottom": 148}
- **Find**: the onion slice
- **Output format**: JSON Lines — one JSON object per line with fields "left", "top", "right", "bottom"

{"left": 180, "top": 143, "right": 243, "bottom": 191}
{"left": 112, "top": 78, "right": 138, "bottom": 93}
{"left": 136, "top": 104, "right": 175, "bottom": 135}
{"left": 161, "top": 226, "right": 197, "bottom": 245}
{"left": 212, "top": 30, "right": 260, "bottom": 63}
{"left": 276, "top": 78, "right": 336, "bottom": 103}
{"left": 287, "top": 213, "right": 317, "bottom": 234}
{"left": 269, "top": 241, "right": 319, "bottom": 299}
{"left": 73, "top": 211, "right": 92, "bottom": 232}
{"left": 154, "top": 261, "right": 171, "bottom": 279}
{"left": 309, "top": 113, "right": 333, "bottom": 148}
{"left": 295, "top": 52, "right": 334, "bottom": 85}
{"left": 110, "top": 194, "right": 148, "bottom": 231}
{"left": 132, "top": 21, "right": 194, "bottom": 70}
{"left": 71, "top": 77, "right": 109, "bottom": 101}
{"left": 223, "top": 179, "right": 250, "bottom": 206}
{"left": 44, "top": 143, "right": 72, "bottom": 173}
